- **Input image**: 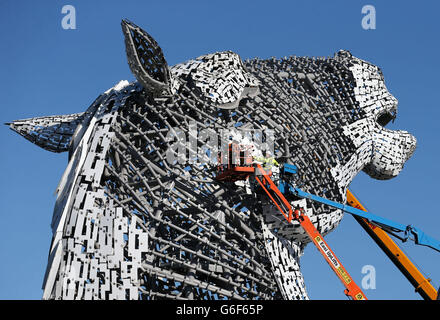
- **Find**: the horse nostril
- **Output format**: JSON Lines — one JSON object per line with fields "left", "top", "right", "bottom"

{"left": 377, "top": 112, "right": 395, "bottom": 127}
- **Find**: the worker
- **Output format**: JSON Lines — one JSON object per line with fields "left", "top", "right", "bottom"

{"left": 253, "top": 155, "right": 280, "bottom": 183}
{"left": 253, "top": 155, "right": 279, "bottom": 170}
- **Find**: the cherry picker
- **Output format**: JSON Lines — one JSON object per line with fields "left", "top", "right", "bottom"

{"left": 215, "top": 144, "right": 440, "bottom": 300}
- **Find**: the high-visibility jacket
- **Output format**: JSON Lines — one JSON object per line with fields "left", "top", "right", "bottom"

{"left": 253, "top": 156, "right": 279, "bottom": 168}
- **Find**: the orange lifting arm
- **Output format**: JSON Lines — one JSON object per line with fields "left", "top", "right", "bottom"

{"left": 254, "top": 164, "right": 293, "bottom": 223}
{"left": 347, "top": 189, "right": 438, "bottom": 300}
{"left": 293, "top": 207, "right": 366, "bottom": 300}
{"left": 254, "top": 164, "right": 366, "bottom": 300}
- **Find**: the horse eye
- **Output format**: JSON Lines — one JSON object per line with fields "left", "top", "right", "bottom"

{"left": 377, "top": 111, "right": 395, "bottom": 127}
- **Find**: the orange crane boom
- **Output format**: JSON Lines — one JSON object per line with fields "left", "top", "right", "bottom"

{"left": 346, "top": 189, "right": 438, "bottom": 300}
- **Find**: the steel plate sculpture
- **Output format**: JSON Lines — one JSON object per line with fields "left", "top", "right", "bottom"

{"left": 7, "top": 20, "right": 416, "bottom": 300}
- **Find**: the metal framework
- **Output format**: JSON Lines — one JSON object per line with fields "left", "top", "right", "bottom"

{"left": 7, "top": 20, "right": 416, "bottom": 300}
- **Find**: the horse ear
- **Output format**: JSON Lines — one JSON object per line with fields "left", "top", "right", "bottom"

{"left": 6, "top": 112, "right": 86, "bottom": 153}
{"left": 121, "top": 20, "right": 173, "bottom": 96}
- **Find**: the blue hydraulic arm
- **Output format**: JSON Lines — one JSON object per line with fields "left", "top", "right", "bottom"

{"left": 277, "top": 163, "right": 440, "bottom": 253}
{"left": 283, "top": 184, "right": 440, "bottom": 253}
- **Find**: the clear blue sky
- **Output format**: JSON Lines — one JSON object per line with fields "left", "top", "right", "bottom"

{"left": 1, "top": 0, "right": 440, "bottom": 300}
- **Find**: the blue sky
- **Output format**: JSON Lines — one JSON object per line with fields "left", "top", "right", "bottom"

{"left": 1, "top": 0, "right": 440, "bottom": 300}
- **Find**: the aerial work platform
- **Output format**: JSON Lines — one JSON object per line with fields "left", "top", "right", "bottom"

{"left": 215, "top": 146, "right": 439, "bottom": 300}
